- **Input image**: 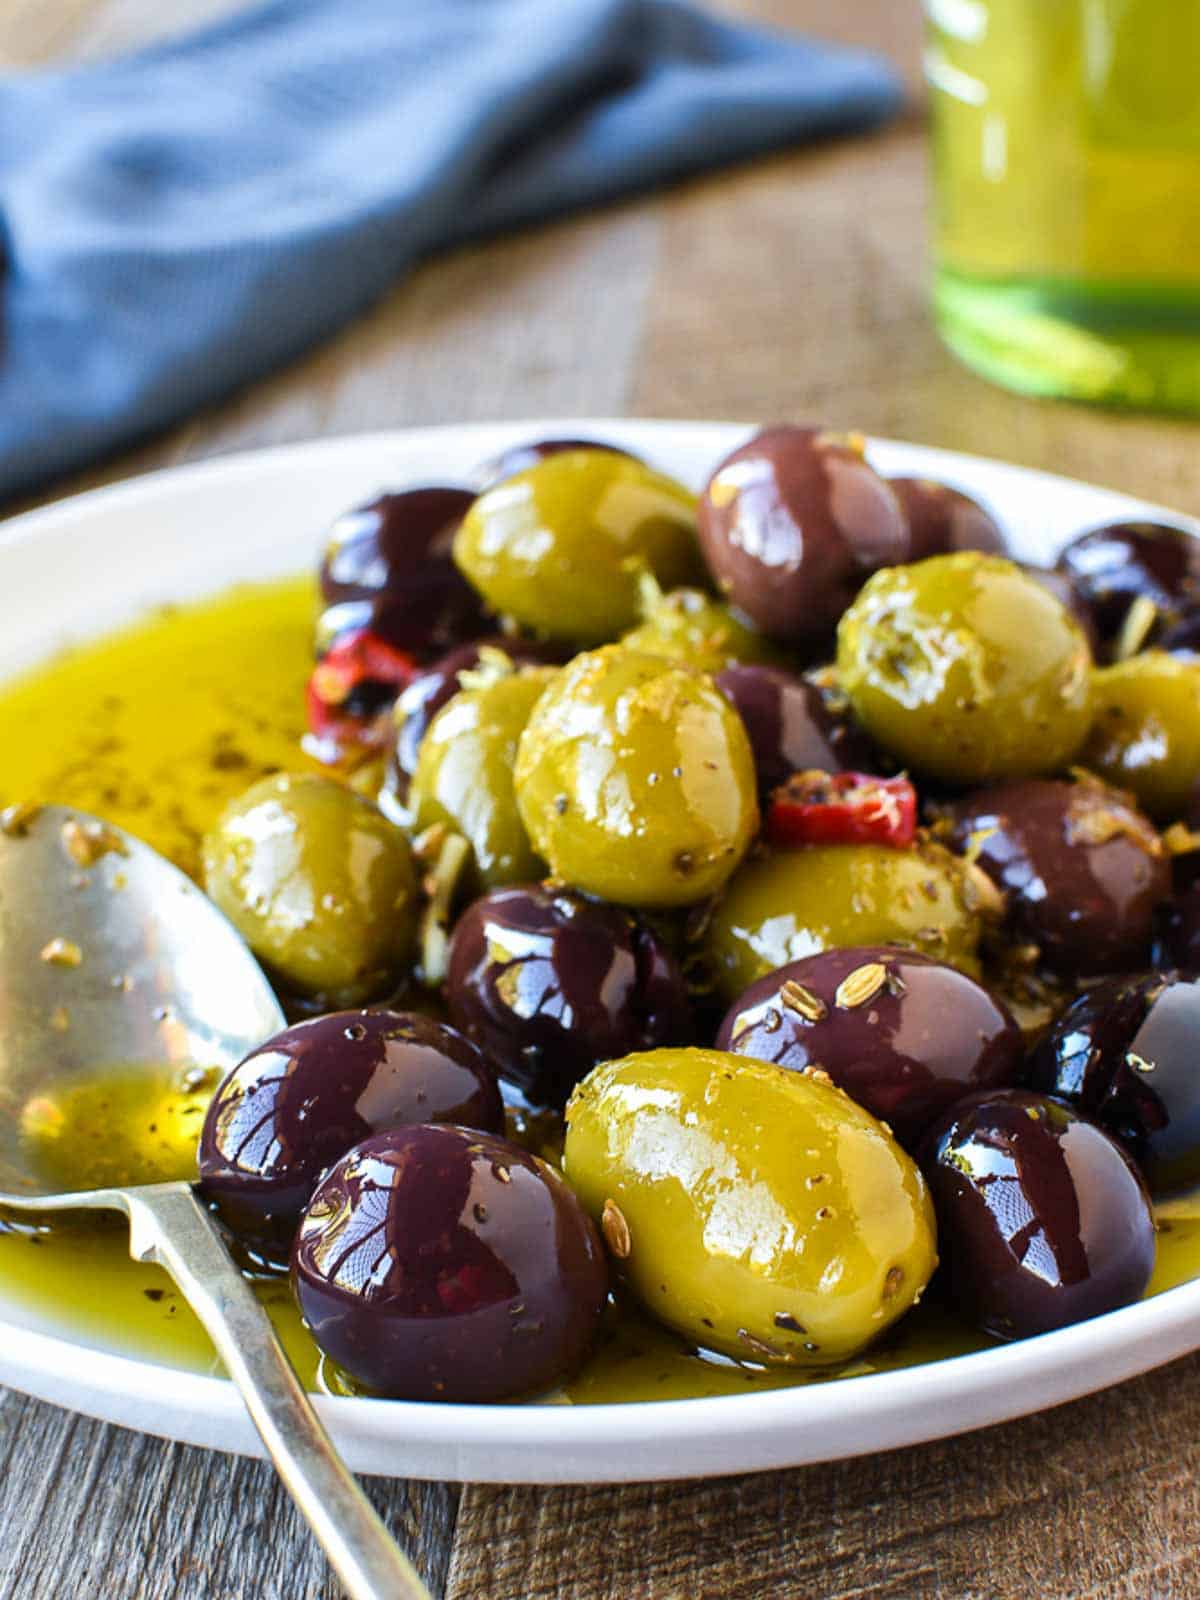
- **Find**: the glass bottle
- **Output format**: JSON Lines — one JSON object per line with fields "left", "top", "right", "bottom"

{"left": 927, "top": 0, "right": 1200, "bottom": 411}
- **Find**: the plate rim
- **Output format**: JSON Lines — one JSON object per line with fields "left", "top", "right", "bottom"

{"left": 2, "top": 416, "right": 1197, "bottom": 1483}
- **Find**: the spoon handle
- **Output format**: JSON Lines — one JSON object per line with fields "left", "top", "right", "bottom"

{"left": 122, "top": 1184, "right": 432, "bottom": 1600}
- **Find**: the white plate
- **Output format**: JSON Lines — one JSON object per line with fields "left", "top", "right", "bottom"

{"left": 1, "top": 419, "right": 1198, "bottom": 1485}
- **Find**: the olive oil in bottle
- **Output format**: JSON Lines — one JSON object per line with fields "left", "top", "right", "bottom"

{"left": 927, "top": 0, "right": 1200, "bottom": 410}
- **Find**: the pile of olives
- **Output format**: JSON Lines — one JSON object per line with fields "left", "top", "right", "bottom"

{"left": 194, "top": 426, "right": 1200, "bottom": 1404}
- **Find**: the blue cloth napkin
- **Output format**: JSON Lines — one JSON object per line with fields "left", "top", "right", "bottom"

{"left": 0, "top": 0, "right": 901, "bottom": 501}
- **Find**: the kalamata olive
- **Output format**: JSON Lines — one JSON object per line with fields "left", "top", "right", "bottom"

{"left": 950, "top": 777, "right": 1170, "bottom": 977}
{"left": 383, "top": 636, "right": 564, "bottom": 807}
{"left": 921, "top": 1089, "right": 1156, "bottom": 1341}
{"left": 1157, "top": 608, "right": 1200, "bottom": 658}
{"left": 717, "top": 946, "right": 1022, "bottom": 1150}
{"left": 697, "top": 425, "right": 909, "bottom": 651}
{"left": 292, "top": 1125, "right": 608, "bottom": 1401}
{"left": 446, "top": 883, "right": 692, "bottom": 1108}
{"left": 198, "top": 1011, "right": 502, "bottom": 1256}
{"left": 1055, "top": 520, "right": 1200, "bottom": 649}
{"left": 1028, "top": 970, "right": 1200, "bottom": 1194}
{"left": 472, "top": 437, "right": 636, "bottom": 492}
{"left": 714, "top": 664, "right": 875, "bottom": 794}
{"left": 318, "top": 488, "right": 490, "bottom": 662}
{"left": 888, "top": 476, "right": 1006, "bottom": 561}
{"left": 1165, "top": 885, "right": 1200, "bottom": 969}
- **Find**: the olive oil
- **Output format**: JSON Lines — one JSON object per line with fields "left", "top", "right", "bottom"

{"left": 19, "top": 1063, "right": 218, "bottom": 1194}
{"left": 928, "top": 1, "right": 1200, "bottom": 409}
{"left": 4, "top": 1165, "right": 1198, "bottom": 1405}
{"left": 0, "top": 575, "right": 1197, "bottom": 1407}
{"left": 0, "top": 576, "right": 316, "bottom": 879}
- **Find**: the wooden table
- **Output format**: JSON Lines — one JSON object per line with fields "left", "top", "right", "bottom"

{"left": 4, "top": 3, "right": 1200, "bottom": 1596}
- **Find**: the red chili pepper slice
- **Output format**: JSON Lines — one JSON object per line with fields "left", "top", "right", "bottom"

{"left": 304, "top": 627, "right": 418, "bottom": 761}
{"left": 766, "top": 770, "right": 917, "bottom": 850}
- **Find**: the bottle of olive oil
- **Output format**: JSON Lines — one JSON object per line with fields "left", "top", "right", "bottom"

{"left": 926, "top": 0, "right": 1200, "bottom": 410}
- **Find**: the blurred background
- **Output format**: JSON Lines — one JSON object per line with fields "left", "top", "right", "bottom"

{"left": 1, "top": 0, "right": 1197, "bottom": 509}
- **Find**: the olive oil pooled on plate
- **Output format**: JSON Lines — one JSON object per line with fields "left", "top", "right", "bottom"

{"left": 0, "top": 577, "right": 1197, "bottom": 1403}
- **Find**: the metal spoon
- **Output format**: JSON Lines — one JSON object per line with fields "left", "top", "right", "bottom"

{"left": 0, "top": 805, "right": 431, "bottom": 1600}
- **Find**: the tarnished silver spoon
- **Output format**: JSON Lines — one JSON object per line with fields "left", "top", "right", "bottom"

{"left": 0, "top": 805, "right": 431, "bottom": 1600}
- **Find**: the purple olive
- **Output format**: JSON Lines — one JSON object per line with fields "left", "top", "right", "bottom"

{"left": 318, "top": 488, "right": 490, "bottom": 662}
{"left": 697, "top": 425, "right": 909, "bottom": 651}
{"left": 921, "top": 1089, "right": 1156, "bottom": 1341}
{"left": 198, "top": 1010, "right": 502, "bottom": 1256}
{"left": 446, "top": 884, "right": 692, "bottom": 1108}
{"left": 714, "top": 664, "right": 875, "bottom": 794}
{"left": 292, "top": 1125, "right": 609, "bottom": 1401}
{"left": 716, "top": 946, "right": 1022, "bottom": 1149}
{"left": 1165, "top": 884, "right": 1200, "bottom": 969}
{"left": 383, "top": 636, "right": 565, "bottom": 807}
{"left": 1055, "top": 521, "right": 1200, "bottom": 650}
{"left": 1028, "top": 970, "right": 1200, "bottom": 1194}
{"left": 472, "top": 437, "right": 637, "bottom": 493}
{"left": 1157, "top": 608, "right": 1200, "bottom": 658}
{"left": 889, "top": 476, "right": 1006, "bottom": 562}
{"left": 1172, "top": 780, "right": 1200, "bottom": 892}
{"left": 950, "top": 777, "right": 1170, "bottom": 977}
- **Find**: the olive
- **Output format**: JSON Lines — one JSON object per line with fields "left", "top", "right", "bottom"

{"left": 409, "top": 663, "right": 558, "bottom": 890}
{"left": 717, "top": 946, "right": 1022, "bottom": 1150}
{"left": 202, "top": 773, "right": 419, "bottom": 1005}
{"left": 888, "top": 476, "right": 1006, "bottom": 561}
{"left": 837, "top": 553, "right": 1093, "bottom": 784}
{"left": 384, "top": 637, "right": 563, "bottom": 807}
{"left": 293, "top": 1125, "right": 608, "bottom": 1401}
{"left": 514, "top": 647, "right": 759, "bottom": 908}
{"left": 949, "top": 777, "right": 1169, "bottom": 977}
{"left": 318, "top": 488, "right": 489, "bottom": 662}
{"left": 714, "top": 664, "right": 875, "bottom": 794}
{"left": 453, "top": 450, "right": 702, "bottom": 644}
{"left": 1177, "top": 779, "right": 1200, "bottom": 874}
{"left": 1165, "top": 884, "right": 1200, "bottom": 970}
{"left": 621, "top": 588, "right": 781, "bottom": 675}
{"left": 1055, "top": 520, "right": 1200, "bottom": 649}
{"left": 921, "top": 1089, "right": 1155, "bottom": 1341}
{"left": 198, "top": 1010, "right": 502, "bottom": 1256}
{"left": 445, "top": 884, "right": 692, "bottom": 1109}
{"left": 706, "top": 839, "right": 982, "bottom": 999}
{"left": 697, "top": 426, "right": 908, "bottom": 651}
{"left": 1021, "top": 566, "right": 1101, "bottom": 657}
{"left": 563, "top": 1048, "right": 937, "bottom": 1366}
{"left": 472, "top": 437, "right": 637, "bottom": 492}
{"left": 1027, "top": 970, "right": 1200, "bottom": 1194}
{"left": 1157, "top": 608, "right": 1200, "bottom": 658}
{"left": 1083, "top": 651, "right": 1200, "bottom": 820}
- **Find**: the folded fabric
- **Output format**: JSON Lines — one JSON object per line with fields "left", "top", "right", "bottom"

{"left": 0, "top": 0, "right": 902, "bottom": 501}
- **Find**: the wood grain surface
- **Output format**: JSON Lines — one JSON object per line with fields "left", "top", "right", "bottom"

{"left": 5, "top": 2, "right": 1200, "bottom": 1596}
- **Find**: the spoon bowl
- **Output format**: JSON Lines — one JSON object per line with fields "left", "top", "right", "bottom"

{"left": 0, "top": 804, "right": 283, "bottom": 1204}
{"left": 0, "top": 805, "right": 430, "bottom": 1600}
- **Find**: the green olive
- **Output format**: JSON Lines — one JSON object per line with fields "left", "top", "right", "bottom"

{"left": 410, "top": 665, "right": 557, "bottom": 890}
{"left": 202, "top": 772, "right": 418, "bottom": 1005}
{"left": 515, "top": 646, "right": 759, "bottom": 907}
{"left": 836, "top": 553, "right": 1093, "bottom": 783}
{"left": 564, "top": 1048, "right": 938, "bottom": 1366}
{"left": 452, "top": 450, "right": 703, "bottom": 644}
{"left": 1082, "top": 650, "right": 1200, "bottom": 820}
{"left": 621, "top": 587, "right": 782, "bottom": 675}
{"left": 707, "top": 840, "right": 983, "bottom": 998}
